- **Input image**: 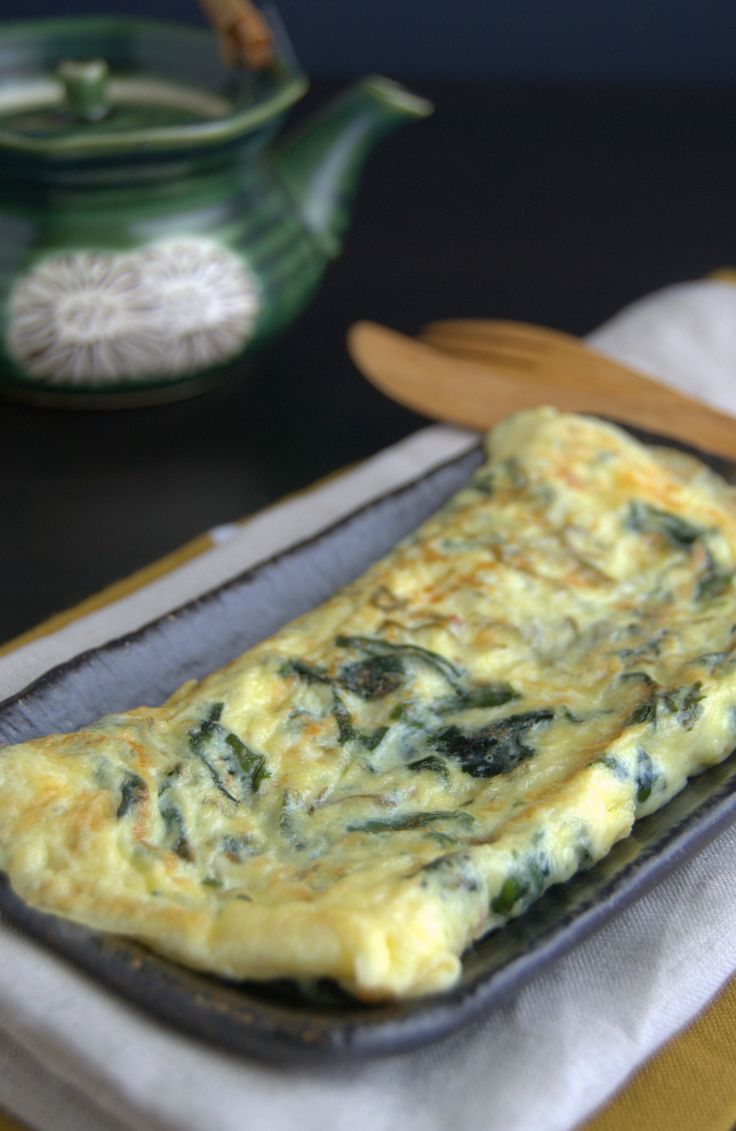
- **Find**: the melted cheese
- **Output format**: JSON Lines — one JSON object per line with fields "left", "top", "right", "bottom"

{"left": 2, "top": 408, "right": 736, "bottom": 1000}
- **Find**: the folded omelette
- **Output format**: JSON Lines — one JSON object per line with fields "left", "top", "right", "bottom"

{"left": 2, "top": 408, "right": 736, "bottom": 1000}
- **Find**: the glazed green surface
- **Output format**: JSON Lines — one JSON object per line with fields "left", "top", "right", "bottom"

{"left": 0, "top": 17, "right": 307, "bottom": 156}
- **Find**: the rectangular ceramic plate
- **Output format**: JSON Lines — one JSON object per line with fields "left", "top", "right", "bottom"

{"left": 2, "top": 427, "right": 736, "bottom": 1063}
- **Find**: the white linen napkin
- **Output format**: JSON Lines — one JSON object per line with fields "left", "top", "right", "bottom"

{"left": 1, "top": 278, "right": 735, "bottom": 1131}
{"left": 588, "top": 277, "right": 736, "bottom": 414}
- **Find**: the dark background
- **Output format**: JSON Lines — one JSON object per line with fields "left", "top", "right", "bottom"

{"left": 4, "top": 0, "right": 736, "bottom": 84}
{"left": 2, "top": 2, "right": 736, "bottom": 644}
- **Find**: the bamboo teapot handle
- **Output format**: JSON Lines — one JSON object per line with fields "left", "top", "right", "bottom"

{"left": 198, "top": 0, "right": 274, "bottom": 70}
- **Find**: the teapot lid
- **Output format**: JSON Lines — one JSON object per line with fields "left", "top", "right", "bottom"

{"left": 0, "top": 16, "right": 307, "bottom": 160}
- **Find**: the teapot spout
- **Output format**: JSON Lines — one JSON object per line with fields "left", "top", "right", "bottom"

{"left": 273, "top": 76, "right": 432, "bottom": 259}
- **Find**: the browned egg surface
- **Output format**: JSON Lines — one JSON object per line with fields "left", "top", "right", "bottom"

{"left": 2, "top": 408, "right": 736, "bottom": 999}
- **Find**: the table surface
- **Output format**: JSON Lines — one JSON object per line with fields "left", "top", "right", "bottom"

{"left": 2, "top": 79, "right": 736, "bottom": 648}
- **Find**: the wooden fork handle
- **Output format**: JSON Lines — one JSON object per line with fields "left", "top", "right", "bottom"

{"left": 423, "top": 318, "right": 581, "bottom": 351}
{"left": 347, "top": 321, "right": 736, "bottom": 462}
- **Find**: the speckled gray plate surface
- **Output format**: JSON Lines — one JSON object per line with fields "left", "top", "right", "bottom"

{"left": 2, "top": 427, "right": 736, "bottom": 1063}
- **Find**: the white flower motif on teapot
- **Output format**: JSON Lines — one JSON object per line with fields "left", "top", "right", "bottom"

{"left": 7, "top": 238, "right": 260, "bottom": 386}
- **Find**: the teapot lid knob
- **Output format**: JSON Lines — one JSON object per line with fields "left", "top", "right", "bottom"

{"left": 57, "top": 58, "right": 110, "bottom": 122}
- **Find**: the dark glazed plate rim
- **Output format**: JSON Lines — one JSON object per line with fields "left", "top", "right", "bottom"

{"left": 2, "top": 423, "right": 736, "bottom": 1063}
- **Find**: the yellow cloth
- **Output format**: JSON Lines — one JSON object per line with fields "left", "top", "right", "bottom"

{"left": 586, "top": 973, "right": 736, "bottom": 1131}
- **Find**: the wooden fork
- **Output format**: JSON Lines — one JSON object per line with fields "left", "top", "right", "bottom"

{"left": 346, "top": 319, "right": 736, "bottom": 460}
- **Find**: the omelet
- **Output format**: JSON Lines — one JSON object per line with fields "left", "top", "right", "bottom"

{"left": 2, "top": 408, "right": 736, "bottom": 1001}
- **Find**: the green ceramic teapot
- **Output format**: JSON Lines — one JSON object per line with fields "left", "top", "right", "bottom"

{"left": 0, "top": 17, "right": 431, "bottom": 405}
